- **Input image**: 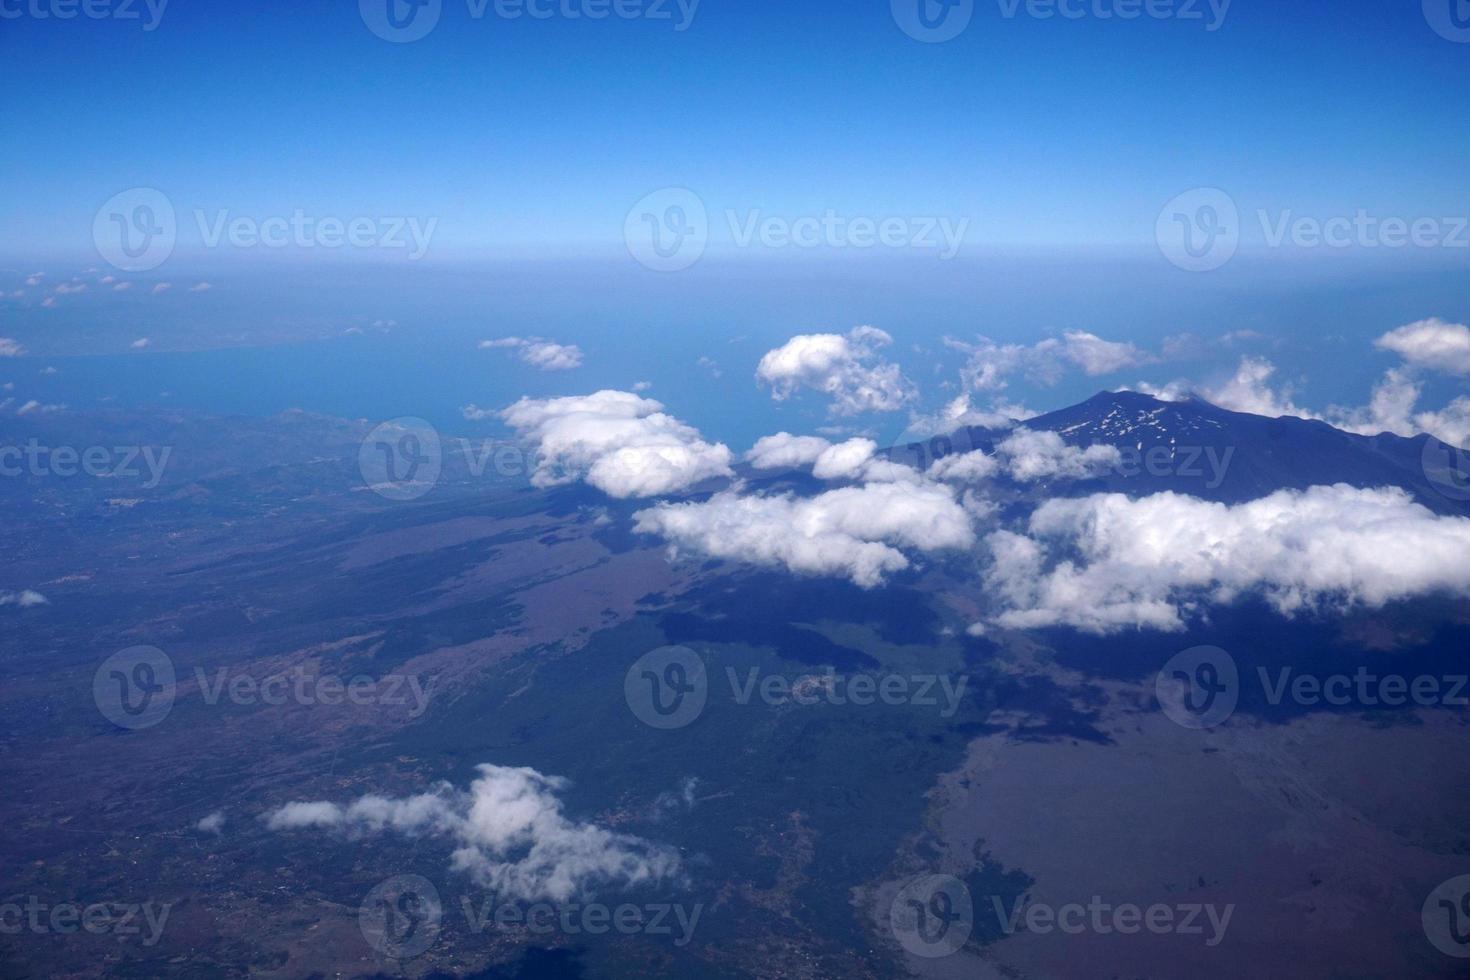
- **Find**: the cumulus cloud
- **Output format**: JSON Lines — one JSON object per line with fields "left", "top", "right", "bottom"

{"left": 994, "top": 429, "right": 1122, "bottom": 482}
{"left": 984, "top": 485, "right": 1470, "bottom": 634}
{"left": 634, "top": 479, "right": 975, "bottom": 588}
{"left": 0, "top": 590, "right": 48, "bottom": 608}
{"left": 946, "top": 332, "right": 1151, "bottom": 392}
{"left": 498, "top": 390, "right": 732, "bottom": 498}
{"left": 903, "top": 394, "right": 1034, "bottom": 438}
{"left": 1199, "top": 357, "right": 1316, "bottom": 420}
{"left": 480, "top": 337, "right": 584, "bottom": 371}
{"left": 757, "top": 326, "right": 915, "bottom": 415}
{"left": 16, "top": 400, "right": 64, "bottom": 416}
{"left": 1375, "top": 318, "right": 1470, "bottom": 376}
{"left": 53, "top": 283, "right": 87, "bottom": 295}
{"left": 130, "top": 338, "right": 150, "bottom": 350}
{"left": 263, "top": 764, "right": 681, "bottom": 903}
{"left": 150, "top": 283, "right": 172, "bottom": 295}
{"left": 0, "top": 338, "right": 23, "bottom": 358}
{"left": 196, "top": 811, "right": 226, "bottom": 835}
{"left": 920, "top": 430, "right": 1119, "bottom": 485}
{"left": 745, "top": 432, "right": 832, "bottom": 471}
{"left": 927, "top": 449, "right": 1000, "bottom": 483}
{"left": 1061, "top": 330, "right": 1153, "bottom": 376}
{"left": 811, "top": 438, "right": 878, "bottom": 480}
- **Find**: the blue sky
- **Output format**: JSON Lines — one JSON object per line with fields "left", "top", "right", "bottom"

{"left": 3, "top": 0, "right": 1468, "bottom": 256}
{"left": 1, "top": 0, "right": 1468, "bottom": 448}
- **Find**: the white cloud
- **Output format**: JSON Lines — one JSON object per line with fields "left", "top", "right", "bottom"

{"left": 112, "top": 281, "right": 133, "bottom": 292}
{"left": 16, "top": 400, "right": 64, "bottom": 416}
{"left": 1375, "top": 318, "right": 1470, "bottom": 376}
{"left": 1200, "top": 356, "right": 1317, "bottom": 420}
{"left": 130, "top": 338, "right": 150, "bottom": 350}
{"left": 53, "top": 283, "right": 87, "bottom": 295}
{"left": 499, "top": 390, "right": 732, "bottom": 498}
{"left": 0, "top": 338, "right": 23, "bottom": 358}
{"left": 745, "top": 432, "right": 831, "bottom": 470}
{"left": 189, "top": 282, "right": 213, "bottom": 292}
{"left": 946, "top": 332, "right": 1150, "bottom": 393}
{"left": 994, "top": 429, "right": 1122, "bottom": 482}
{"left": 985, "top": 485, "right": 1470, "bottom": 634}
{"left": 197, "top": 811, "right": 226, "bottom": 835}
{"left": 927, "top": 449, "right": 999, "bottom": 483}
{"left": 0, "top": 590, "right": 48, "bottom": 608}
{"left": 757, "top": 326, "right": 915, "bottom": 415}
{"left": 903, "top": 394, "right": 1034, "bottom": 438}
{"left": 1060, "top": 330, "right": 1152, "bottom": 376}
{"left": 634, "top": 479, "right": 975, "bottom": 588}
{"left": 151, "top": 283, "right": 172, "bottom": 295}
{"left": 811, "top": 438, "right": 877, "bottom": 480}
{"left": 263, "top": 764, "right": 681, "bottom": 903}
{"left": 480, "top": 337, "right": 584, "bottom": 371}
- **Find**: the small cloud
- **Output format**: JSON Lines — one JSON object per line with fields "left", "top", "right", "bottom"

{"left": 632, "top": 380, "right": 652, "bottom": 392}
{"left": 697, "top": 356, "right": 723, "bottom": 379}
{"left": 0, "top": 338, "right": 23, "bottom": 358}
{"left": 17, "top": 400, "right": 65, "bottom": 415}
{"left": 150, "top": 283, "right": 172, "bottom": 295}
{"left": 0, "top": 590, "right": 48, "bottom": 608}
{"left": 39, "top": 366, "right": 57, "bottom": 375}
{"left": 40, "top": 297, "right": 56, "bottom": 308}
{"left": 130, "top": 338, "right": 150, "bottom": 350}
{"left": 53, "top": 283, "right": 88, "bottom": 295}
{"left": 188, "top": 282, "right": 213, "bottom": 292}
{"left": 112, "top": 282, "right": 133, "bottom": 292}
{"left": 100, "top": 275, "right": 116, "bottom": 284}
{"left": 196, "top": 811, "right": 226, "bottom": 835}
{"left": 480, "top": 337, "right": 583, "bottom": 371}
{"left": 24, "top": 275, "right": 42, "bottom": 287}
